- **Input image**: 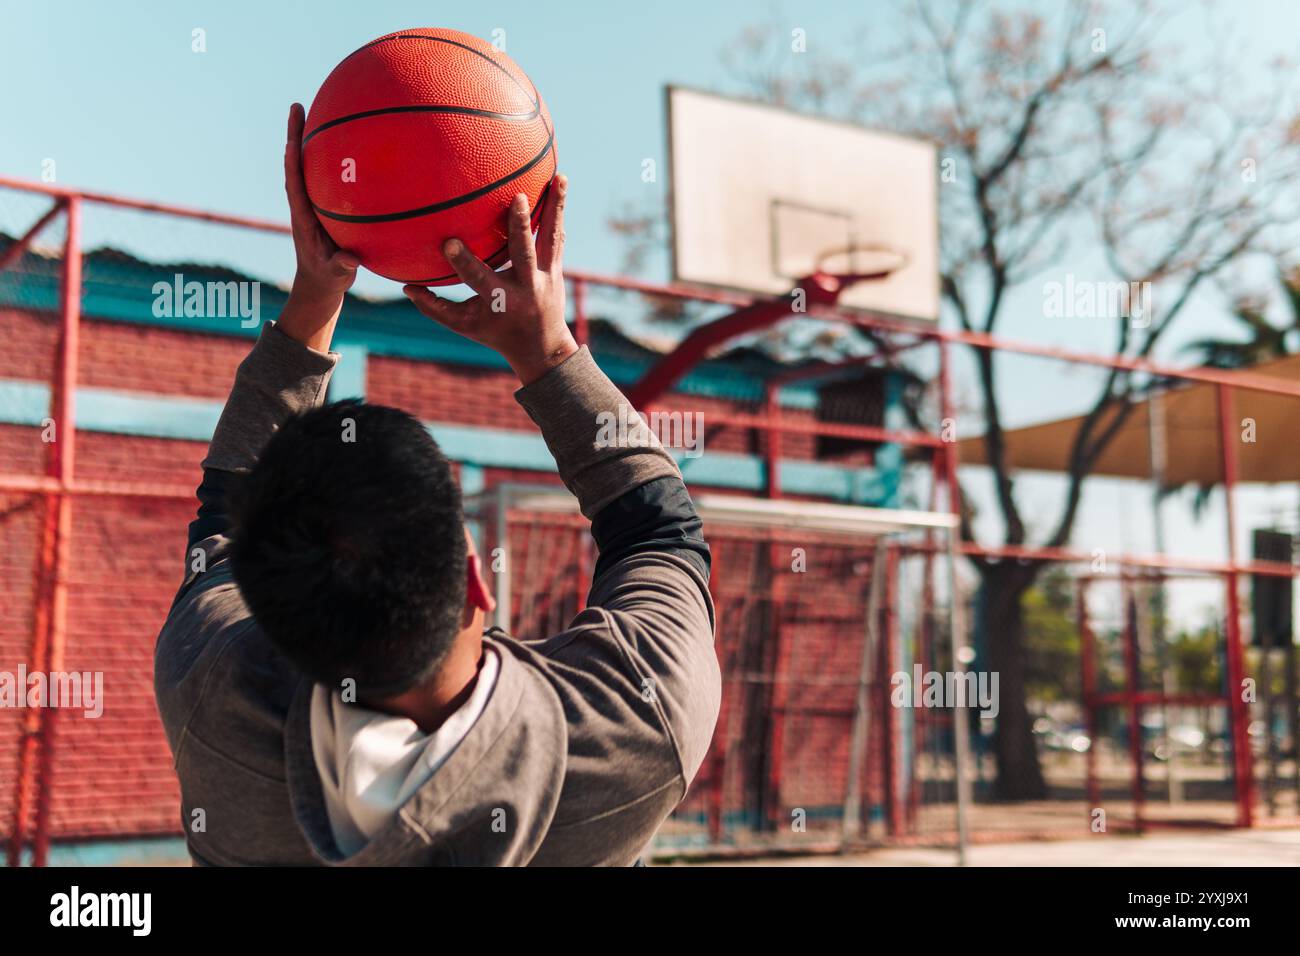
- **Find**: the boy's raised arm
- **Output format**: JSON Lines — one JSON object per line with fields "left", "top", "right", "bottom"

{"left": 184, "top": 102, "right": 358, "bottom": 553}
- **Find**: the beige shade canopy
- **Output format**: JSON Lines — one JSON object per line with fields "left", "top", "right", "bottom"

{"left": 956, "top": 352, "right": 1300, "bottom": 485}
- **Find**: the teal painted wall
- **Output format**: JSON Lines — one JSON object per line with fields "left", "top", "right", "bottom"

{"left": 0, "top": 378, "right": 892, "bottom": 503}
{"left": 0, "top": 248, "right": 906, "bottom": 504}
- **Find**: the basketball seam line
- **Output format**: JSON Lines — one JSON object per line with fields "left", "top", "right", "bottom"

{"left": 303, "top": 103, "right": 541, "bottom": 146}
{"left": 332, "top": 32, "right": 538, "bottom": 111}
{"left": 390, "top": 163, "right": 554, "bottom": 285}
{"left": 393, "top": 241, "right": 509, "bottom": 285}
{"left": 311, "top": 129, "right": 555, "bottom": 224}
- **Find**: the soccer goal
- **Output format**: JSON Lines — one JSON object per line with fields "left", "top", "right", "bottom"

{"left": 464, "top": 483, "right": 974, "bottom": 861}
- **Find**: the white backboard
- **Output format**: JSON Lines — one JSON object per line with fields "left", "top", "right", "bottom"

{"left": 667, "top": 87, "right": 939, "bottom": 322}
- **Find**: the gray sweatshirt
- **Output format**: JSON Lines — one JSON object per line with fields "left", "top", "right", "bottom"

{"left": 153, "top": 323, "right": 720, "bottom": 865}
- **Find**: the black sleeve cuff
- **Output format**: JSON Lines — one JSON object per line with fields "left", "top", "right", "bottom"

{"left": 590, "top": 475, "right": 710, "bottom": 584}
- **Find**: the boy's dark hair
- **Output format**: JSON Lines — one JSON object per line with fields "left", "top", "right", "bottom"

{"left": 229, "top": 399, "right": 467, "bottom": 697}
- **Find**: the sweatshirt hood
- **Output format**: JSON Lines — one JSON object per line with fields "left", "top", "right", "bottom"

{"left": 282, "top": 634, "right": 568, "bottom": 866}
{"left": 309, "top": 648, "right": 502, "bottom": 856}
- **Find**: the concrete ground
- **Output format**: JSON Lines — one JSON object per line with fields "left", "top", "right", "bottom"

{"left": 36, "top": 827, "right": 1300, "bottom": 867}
{"left": 679, "top": 828, "right": 1300, "bottom": 866}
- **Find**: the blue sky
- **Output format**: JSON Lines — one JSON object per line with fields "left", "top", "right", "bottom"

{"left": 4, "top": 1, "right": 1294, "bottom": 362}
{"left": 3, "top": 0, "right": 890, "bottom": 287}
{"left": 5, "top": 0, "right": 1300, "bottom": 623}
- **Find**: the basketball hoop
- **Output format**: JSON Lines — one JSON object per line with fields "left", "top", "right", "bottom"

{"left": 802, "top": 243, "right": 909, "bottom": 304}
{"left": 814, "top": 243, "right": 909, "bottom": 283}
{"left": 668, "top": 88, "right": 938, "bottom": 321}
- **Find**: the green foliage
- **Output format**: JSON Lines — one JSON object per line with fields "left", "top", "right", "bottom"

{"left": 1022, "top": 568, "right": 1081, "bottom": 702}
{"left": 1167, "top": 624, "right": 1222, "bottom": 696}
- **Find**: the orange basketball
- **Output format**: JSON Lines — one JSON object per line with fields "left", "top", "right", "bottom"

{"left": 302, "top": 28, "right": 556, "bottom": 284}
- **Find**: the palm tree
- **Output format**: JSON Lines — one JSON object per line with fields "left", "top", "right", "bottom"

{"left": 1183, "top": 267, "right": 1300, "bottom": 368}
{"left": 1176, "top": 267, "right": 1300, "bottom": 518}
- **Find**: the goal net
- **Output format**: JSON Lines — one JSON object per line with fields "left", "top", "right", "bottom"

{"left": 464, "top": 484, "right": 971, "bottom": 859}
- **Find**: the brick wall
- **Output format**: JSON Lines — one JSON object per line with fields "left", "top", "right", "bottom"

{"left": 370, "top": 351, "right": 877, "bottom": 466}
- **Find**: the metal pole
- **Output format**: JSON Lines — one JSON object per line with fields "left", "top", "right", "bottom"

{"left": 1217, "top": 383, "right": 1254, "bottom": 827}
{"left": 1261, "top": 642, "right": 1276, "bottom": 816}
{"left": 945, "top": 510, "right": 973, "bottom": 863}
{"left": 1286, "top": 625, "right": 1300, "bottom": 808}
{"left": 1078, "top": 580, "right": 1101, "bottom": 813}
{"left": 843, "top": 538, "right": 889, "bottom": 845}
{"left": 1147, "top": 387, "right": 1181, "bottom": 804}
{"left": 6, "top": 495, "right": 56, "bottom": 867}
{"left": 1122, "top": 582, "right": 1145, "bottom": 831}
{"left": 0, "top": 174, "right": 293, "bottom": 235}
{"left": 908, "top": 450, "right": 945, "bottom": 832}
{"left": 1287, "top": 527, "right": 1300, "bottom": 806}
{"left": 0, "top": 199, "right": 66, "bottom": 275}
{"left": 4, "top": 199, "right": 75, "bottom": 867}
{"left": 765, "top": 538, "right": 788, "bottom": 833}
{"left": 884, "top": 545, "right": 902, "bottom": 837}
{"left": 31, "top": 196, "right": 81, "bottom": 866}
{"left": 938, "top": 338, "right": 971, "bottom": 864}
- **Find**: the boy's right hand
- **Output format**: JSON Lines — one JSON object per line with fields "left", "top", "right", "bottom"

{"left": 277, "top": 102, "right": 360, "bottom": 352}
{"left": 402, "top": 174, "right": 577, "bottom": 386}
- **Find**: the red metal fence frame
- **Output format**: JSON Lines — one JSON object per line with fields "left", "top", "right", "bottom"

{"left": 0, "top": 173, "right": 1293, "bottom": 860}
{"left": 1077, "top": 570, "right": 1245, "bottom": 832}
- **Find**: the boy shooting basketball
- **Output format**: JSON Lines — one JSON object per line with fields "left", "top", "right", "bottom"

{"left": 153, "top": 105, "right": 720, "bottom": 865}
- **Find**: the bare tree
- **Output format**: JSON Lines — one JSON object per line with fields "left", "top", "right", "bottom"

{"left": 710, "top": 0, "right": 1300, "bottom": 799}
